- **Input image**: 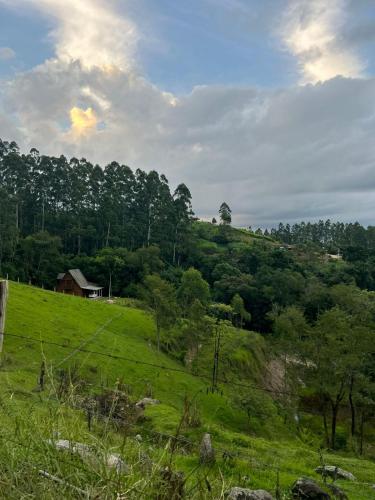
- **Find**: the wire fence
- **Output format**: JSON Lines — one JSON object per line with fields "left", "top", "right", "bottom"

{"left": 3, "top": 331, "right": 301, "bottom": 398}
{"left": 0, "top": 327, "right": 374, "bottom": 497}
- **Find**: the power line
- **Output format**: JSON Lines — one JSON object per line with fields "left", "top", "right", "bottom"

{"left": 55, "top": 313, "right": 123, "bottom": 368}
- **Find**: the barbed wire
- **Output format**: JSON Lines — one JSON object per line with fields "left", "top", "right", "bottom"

{"left": 3, "top": 331, "right": 301, "bottom": 398}
{"left": 1, "top": 330, "right": 375, "bottom": 495}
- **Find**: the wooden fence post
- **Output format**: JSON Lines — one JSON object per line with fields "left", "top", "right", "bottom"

{"left": 0, "top": 280, "right": 9, "bottom": 353}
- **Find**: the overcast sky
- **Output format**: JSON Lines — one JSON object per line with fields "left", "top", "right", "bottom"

{"left": 0, "top": 0, "right": 375, "bottom": 227}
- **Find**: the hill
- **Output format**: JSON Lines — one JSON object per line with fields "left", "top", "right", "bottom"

{"left": 1, "top": 282, "right": 375, "bottom": 498}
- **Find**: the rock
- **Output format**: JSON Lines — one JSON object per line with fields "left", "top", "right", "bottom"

{"left": 106, "top": 453, "right": 127, "bottom": 473}
{"left": 199, "top": 433, "right": 215, "bottom": 464}
{"left": 135, "top": 397, "right": 160, "bottom": 409}
{"left": 48, "top": 439, "right": 128, "bottom": 473}
{"left": 227, "top": 487, "right": 274, "bottom": 499}
{"left": 292, "top": 478, "right": 331, "bottom": 499}
{"left": 326, "top": 484, "right": 348, "bottom": 499}
{"left": 51, "top": 439, "right": 91, "bottom": 457}
{"left": 315, "top": 466, "right": 356, "bottom": 481}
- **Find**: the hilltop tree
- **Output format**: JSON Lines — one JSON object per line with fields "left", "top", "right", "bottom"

{"left": 172, "top": 183, "right": 193, "bottom": 265}
{"left": 219, "top": 202, "right": 232, "bottom": 225}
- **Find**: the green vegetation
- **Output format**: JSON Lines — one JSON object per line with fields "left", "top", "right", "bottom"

{"left": 3, "top": 139, "right": 375, "bottom": 497}
{"left": 0, "top": 282, "right": 374, "bottom": 498}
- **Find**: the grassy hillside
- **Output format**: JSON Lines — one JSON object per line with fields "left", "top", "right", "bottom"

{"left": 1, "top": 282, "right": 375, "bottom": 498}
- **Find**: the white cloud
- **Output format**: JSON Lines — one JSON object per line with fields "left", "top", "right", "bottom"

{"left": 0, "top": 0, "right": 138, "bottom": 71}
{"left": 281, "top": 0, "right": 365, "bottom": 83}
{"left": 0, "top": 47, "right": 15, "bottom": 60}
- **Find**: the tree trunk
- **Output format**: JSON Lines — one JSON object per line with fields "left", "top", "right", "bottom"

{"left": 147, "top": 204, "right": 152, "bottom": 247}
{"left": 108, "top": 272, "right": 112, "bottom": 299}
{"left": 349, "top": 375, "right": 356, "bottom": 437}
{"left": 322, "top": 407, "right": 329, "bottom": 448}
{"left": 173, "top": 226, "right": 178, "bottom": 265}
{"left": 359, "top": 411, "right": 364, "bottom": 455}
{"left": 156, "top": 323, "right": 160, "bottom": 352}
{"left": 41, "top": 197, "right": 45, "bottom": 232}
{"left": 331, "top": 403, "right": 339, "bottom": 450}
{"left": 172, "top": 241, "right": 176, "bottom": 266}
{"left": 106, "top": 221, "right": 111, "bottom": 247}
{"left": 15, "top": 202, "right": 19, "bottom": 231}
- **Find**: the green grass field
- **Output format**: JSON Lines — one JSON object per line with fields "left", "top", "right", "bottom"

{"left": 1, "top": 282, "right": 375, "bottom": 498}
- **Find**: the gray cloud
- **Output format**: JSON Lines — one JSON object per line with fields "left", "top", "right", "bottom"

{"left": 2, "top": 0, "right": 375, "bottom": 228}
{"left": 2, "top": 58, "right": 375, "bottom": 227}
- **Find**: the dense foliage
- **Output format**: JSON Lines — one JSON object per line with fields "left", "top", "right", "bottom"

{"left": 3, "top": 138, "right": 375, "bottom": 459}
{"left": 0, "top": 138, "right": 193, "bottom": 280}
{"left": 271, "top": 220, "right": 375, "bottom": 253}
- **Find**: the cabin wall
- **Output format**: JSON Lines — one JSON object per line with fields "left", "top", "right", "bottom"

{"left": 56, "top": 273, "right": 84, "bottom": 297}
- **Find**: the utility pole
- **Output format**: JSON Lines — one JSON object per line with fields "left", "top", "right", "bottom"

{"left": 0, "top": 280, "right": 9, "bottom": 353}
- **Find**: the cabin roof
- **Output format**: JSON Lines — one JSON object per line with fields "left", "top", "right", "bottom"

{"left": 57, "top": 269, "right": 103, "bottom": 290}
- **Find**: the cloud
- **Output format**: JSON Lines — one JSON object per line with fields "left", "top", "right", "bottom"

{"left": 0, "top": 0, "right": 138, "bottom": 71}
{"left": 281, "top": 0, "right": 365, "bottom": 83}
{"left": 0, "top": 47, "right": 15, "bottom": 61}
{"left": 1, "top": 0, "right": 375, "bottom": 228}
{"left": 69, "top": 106, "right": 98, "bottom": 137}
{"left": 4, "top": 57, "right": 375, "bottom": 226}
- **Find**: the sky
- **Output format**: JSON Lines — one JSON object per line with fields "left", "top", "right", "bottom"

{"left": 0, "top": 0, "right": 375, "bottom": 227}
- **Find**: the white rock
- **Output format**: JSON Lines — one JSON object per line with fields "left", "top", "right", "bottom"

{"left": 315, "top": 465, "right": 356, "bottom": 481}
{"left": 135, "top": 398, "right": 160, "bottom": 409}
{"left": 227, "top": 487, "right": 274, "bottom": 500}
{"left": 48, "top": 439, "right": 128, "bottom": 473}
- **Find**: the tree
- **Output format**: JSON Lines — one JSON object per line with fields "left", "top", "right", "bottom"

{"left": 212, "top": 217, "right": 217, "bottom": 225}
{"left": 172, "top": 183, "right": 193, "bottom": 265}
{"left": 182, "top": 298, "right": 213, "bottom": 365}
{"left": 272, "top": 306, "right": 310, "bottom": 421}
{"left": 219, "top": 202, "right": 232, "bottom": 225}
{"left": 178, "top": 267, "right": 210, "bottom": 315}
{"left": 94, "top": 248, "right": 125, "bottom": 298}
{"left": 141, "top": 275, "right": 177, "bottom": 351}
{"left": 231, "top": 293, "right": 251, "bottom": 328}
{"left": 304, "top": 308, "right": 372, "bottom": 449}
{"left": 20, "top": 231, "right": 63, "bottom": 287}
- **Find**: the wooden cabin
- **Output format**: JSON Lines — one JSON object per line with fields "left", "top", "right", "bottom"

{"left": 56, "top": 269, "right": 103, "bottom": 299}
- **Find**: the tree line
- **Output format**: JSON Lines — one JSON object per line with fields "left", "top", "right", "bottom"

{"left": 0, "top": 139, "right": 193, "bottom": 277}
{"left": 269, "top": 220, "right": 375, "bottom": 253}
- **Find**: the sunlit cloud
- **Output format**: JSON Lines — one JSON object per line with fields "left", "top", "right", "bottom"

{"left": 281, "top": 0, "right": 365, "bottom": 83}
{"left": 0, "top": 0, "right": 138, "bottom": 71}
{"left": 70, "top": 106, "right": 98, "bottom": 136}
